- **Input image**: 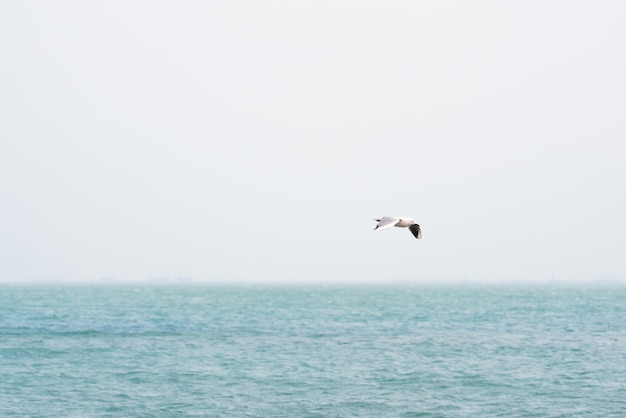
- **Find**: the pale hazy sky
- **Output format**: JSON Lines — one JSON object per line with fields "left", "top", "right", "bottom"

{"left": 1, "top": 1, "right": 625, "bottom": 283}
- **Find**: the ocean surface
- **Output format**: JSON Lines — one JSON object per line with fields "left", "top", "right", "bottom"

{"left": 1, "top": 284, "right": 625, "bottom": 417}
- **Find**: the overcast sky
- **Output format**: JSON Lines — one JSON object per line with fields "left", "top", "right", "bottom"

{"left": 1, "top": 1, "right": 625, "bottom": 283}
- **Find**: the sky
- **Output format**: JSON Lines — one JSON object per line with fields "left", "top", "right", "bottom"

{"left": 1, "top": 1, "right": 625, "bottom": 283}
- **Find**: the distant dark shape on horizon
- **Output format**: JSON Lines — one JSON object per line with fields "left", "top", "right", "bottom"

{"left": 374, "top": 217, "right": 422, "bottom": 239}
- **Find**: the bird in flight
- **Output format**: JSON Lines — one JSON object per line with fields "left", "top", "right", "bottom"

{"left": 374, "top": 217, "right": 422, "bottom": 239}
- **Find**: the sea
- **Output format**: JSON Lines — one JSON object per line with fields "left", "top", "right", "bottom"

{"left": 1, "top": 283, "right": 625, "bottom": 417}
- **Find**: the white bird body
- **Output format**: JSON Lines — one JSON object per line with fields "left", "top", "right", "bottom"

{"left": 374, "top": 216, "right": 422, "bottom": 239}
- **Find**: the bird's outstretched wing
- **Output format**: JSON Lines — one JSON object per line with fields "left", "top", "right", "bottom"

{"left": 374, "top": 217, "right": 399, "bottom": 231}
{"left": 409, "top": 224, "right": 422, "bottom": 239}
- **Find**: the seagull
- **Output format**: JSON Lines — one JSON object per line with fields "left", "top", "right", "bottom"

{"left": 374, "top": 217, "right": 422, "bottom": 239}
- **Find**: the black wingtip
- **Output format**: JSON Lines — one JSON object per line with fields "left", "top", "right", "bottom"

{"left": 409, "top": 224, "right": 422, "bottom": 239}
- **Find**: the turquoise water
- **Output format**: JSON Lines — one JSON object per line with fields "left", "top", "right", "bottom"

{"left": 1, "top": 284, "right": 625, "bottom": 417}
